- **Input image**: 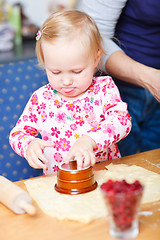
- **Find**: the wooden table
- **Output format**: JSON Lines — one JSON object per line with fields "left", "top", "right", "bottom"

{"left": 0, "top": 149, "right": 160, "bottom": 240}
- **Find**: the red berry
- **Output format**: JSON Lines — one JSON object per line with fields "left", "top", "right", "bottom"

{"left": 101, "top": 179, "right": 143, "bottom": 231}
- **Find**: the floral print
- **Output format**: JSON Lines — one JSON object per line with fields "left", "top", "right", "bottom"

{"left": 41, "top": 131, "right": 52, "bottom": 141}
{"left": 9, "top": 76, "right": 131, "bottom": 175}
{"left": 55, "top": 112, "right": 67, "bottom": 123}
{"left": 51, "top": 127, "right": 60, "bottom": 138}
{"left": 54, "top": 152, "right": 63, "bottom": 163}
{"left": 31, "top": 93, "right": 38, "bottom": 105}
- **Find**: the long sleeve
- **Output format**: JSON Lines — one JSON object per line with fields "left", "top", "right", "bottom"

{"left": 78, "top": 0, "right": 128, "bottom": 71}
{"left": 9, "top": 92, "right": 43, "bottom": 159}
{"left": 9, "top": 80, "right": 131, "bottom": 172}
{"left": 83, "top": 76, "right": 131, "bottom": 151}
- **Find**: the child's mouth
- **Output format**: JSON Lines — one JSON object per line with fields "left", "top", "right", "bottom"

{"left": 62, "top": 88, "right": 75, "bottom": 94}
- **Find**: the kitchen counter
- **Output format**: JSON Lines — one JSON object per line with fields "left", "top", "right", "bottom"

{"left": 0, "top": 40, "right": 36, "bottom": 64}
{"left": 0, "top": 148, "right": 160, "bottom": 240}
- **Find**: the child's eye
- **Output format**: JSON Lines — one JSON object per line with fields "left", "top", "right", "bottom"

{"left": 72, "top": 70, "right": 83, "bottom": 74}
{"left": 52, "top": 71, "right": 61, "bottom": 75}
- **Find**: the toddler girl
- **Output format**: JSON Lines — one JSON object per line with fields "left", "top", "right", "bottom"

{"left": 9, "top": 10, "right": 131, "bottom": 174}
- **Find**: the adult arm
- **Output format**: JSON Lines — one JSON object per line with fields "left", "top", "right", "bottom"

{"left": 79, "top": 0, "right": 160, "bottom": 102}
{"left": 106, "top": 51, "right": 160, "bottom": 102}
{"left": 78, "top": 0, "right": 127, "bottom": 70}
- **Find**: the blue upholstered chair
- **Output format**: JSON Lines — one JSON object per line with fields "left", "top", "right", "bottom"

{"left": 0, "top": 58, "right": 48, "bottom": 181}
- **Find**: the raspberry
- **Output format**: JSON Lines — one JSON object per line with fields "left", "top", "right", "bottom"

{"left": 101, "top": 179, "right": 143, "bottom": 231}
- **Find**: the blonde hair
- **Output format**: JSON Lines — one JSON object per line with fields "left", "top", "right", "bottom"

{"left": 36, "top": 9, "right": 105, "bottom": 67}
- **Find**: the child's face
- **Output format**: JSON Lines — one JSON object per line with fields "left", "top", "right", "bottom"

{"left": 41, "top": 37, "right": 100, "bottom": 99}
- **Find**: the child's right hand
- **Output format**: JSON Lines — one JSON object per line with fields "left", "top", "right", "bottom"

{"left": 65, "top": 135, "right": 97, "bottom": 170}
{"left": 26, "top": 139, "right": 55, "bottom": 170}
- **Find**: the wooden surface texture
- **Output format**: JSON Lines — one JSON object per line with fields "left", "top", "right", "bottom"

{"left": 0, "top": 149, "right": 160, "bottom": 240}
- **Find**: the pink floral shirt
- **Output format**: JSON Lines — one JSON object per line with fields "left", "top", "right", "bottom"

{"left": 9, "top": 76, "right": 131, "bottom": 175}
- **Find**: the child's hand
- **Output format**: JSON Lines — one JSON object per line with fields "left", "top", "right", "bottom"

{"left": 65, "top": 135, "right": 97, "bottom": 170}
{"left": 26, "top": 139, "right": 55, "bottom": 170}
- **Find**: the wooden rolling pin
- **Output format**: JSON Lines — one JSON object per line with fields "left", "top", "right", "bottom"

{"left": 0, "top": 176, "right": 36, "bottom": 215}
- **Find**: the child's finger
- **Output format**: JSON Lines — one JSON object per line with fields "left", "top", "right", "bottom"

{"left": 90, "top": 151, "right": 96, "bottom": 165}
{"left": 65, "top": 152, "right": 74, "bottom": 164}
{"left": 37, "top": 149, "right": 48, "bottom": 164}
{"left": 30, "top": 150, "right": 47, "bottom": 169}
{"left": 40, "top": 140, "right": 55, "bottom": 148}
{"left": 27, "top": 156, "right": 38, "bottom": 168}
{"left": 82, "top": 151, "right": 91, "bottom": 168}
{"left": 27, "top": 154, "right": 46, "bottom": 169}
{"left": 75, "top": 152, "right": 84, "bottom": 170}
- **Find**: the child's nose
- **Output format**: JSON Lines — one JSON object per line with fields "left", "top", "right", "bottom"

{"left": 62, "top": 76, "right": 73, "bottom": 85}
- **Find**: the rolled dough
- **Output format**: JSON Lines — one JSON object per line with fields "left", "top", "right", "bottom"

{"left": 24, "top": 164, "right": 160, "bottom": 223}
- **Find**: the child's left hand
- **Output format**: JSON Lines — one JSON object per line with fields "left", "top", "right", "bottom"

{"left": 65, "top": 135, "right": 97, "bottom": 170}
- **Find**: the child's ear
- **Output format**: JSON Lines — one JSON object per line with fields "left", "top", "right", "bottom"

{"left": 94, "top": 49, "right": 102, "bottom": 67}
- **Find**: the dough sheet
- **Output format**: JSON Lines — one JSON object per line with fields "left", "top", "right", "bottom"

{"left": 24, "top": 164, "right": 160, "bottom": 223}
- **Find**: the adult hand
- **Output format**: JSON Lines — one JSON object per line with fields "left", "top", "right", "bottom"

{"left": 65, "top": 135, "right": 97, "bottom": 170}
{"left": 26, "top": 139, "right": 55, "bottom": 170}
{"left": 142, "top": 68, "right": 160, "bottom": 102}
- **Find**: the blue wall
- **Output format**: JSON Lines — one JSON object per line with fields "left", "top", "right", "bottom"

{"left": 0, "top": 58, "right": 48, "bottom": 181}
